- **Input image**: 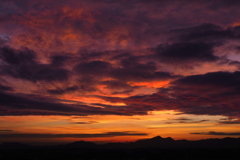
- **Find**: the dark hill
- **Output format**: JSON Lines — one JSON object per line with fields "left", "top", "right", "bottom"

{"left": 60, "top": 140, "right": 98, "bottom": 149}
{"left": 0, "top": 142, "right": 32, "bottom": 149}
{"left": 2, "top": 136, "right": 240, "bottom": 150}
{"left": 129, "top": 136, "right": 175, "bottom": 148}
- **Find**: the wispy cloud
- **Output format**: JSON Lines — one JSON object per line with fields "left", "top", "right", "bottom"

{"left": 191, "top": 131, "right": 240, "bottom": 136}
{"left": 0, "top": 130, "right": 13, "bottom": 132}
{"left": 0, "top": 131, "right": 148, "bottom": 138}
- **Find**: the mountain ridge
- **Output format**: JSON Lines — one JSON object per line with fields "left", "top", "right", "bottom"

{"left": 1, "top": 136, "right": 240, "bottom": 150}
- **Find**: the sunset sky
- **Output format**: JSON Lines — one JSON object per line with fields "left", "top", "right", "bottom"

{"left": 1, "top": 0, "right": 240, "bottom": 145}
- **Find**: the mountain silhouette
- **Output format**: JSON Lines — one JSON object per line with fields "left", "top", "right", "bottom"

{"left": 1, "top": 137, "right": 240, "bottom": 160}
{"left": 129, "top": 136, "right": 175, "bottom": 148}
{"left": 0, "top": 142, "right": 31, "bottom": 149}
{"left": 1, "top": 136, "right": 240, "bottom": 150}
{"left": 61, "top": 140, "right": 98, "bottom": 149}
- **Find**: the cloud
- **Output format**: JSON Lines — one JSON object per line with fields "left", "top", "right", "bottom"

{"left": 0, "top": 84, "right": 13, "bottom": 91}
{"left": 172, "top": 23, "right": 238, "bottom": 42}
{"left": 155, "top": 42, "right": 219, "bottom": 63}
{"left": 1, "top": 0, "right": 240, "bottom": 120}
{"left": 0, "top": 131, "right": 148, "bottom": 138}
{"left": 47, "top": 86, "right": 78, "bottom": 95}
{"left": 155, "top": 23, "right": 240, "bottom": 69}
{"left": 191, "top": 131, "right": 240, "bottom": 136}
{"left": 166, "top": 118, "right": 209, "bottom": 124}
{"left": 0, "top": 92, "right": 81, "bottom": 114}
{"left": 0, "top": 36, "right": 10, "bottom": 46}
{"left": 109, "top": 56, "right": 178, "bottom": 82}
{"left": 6, "top": 0, "right": 240, "bottom": 55}
{"left": 0, "top": 46, "right": 70, "bottom": 82}
{"left": 0, "top": 91, "right": 135, "bottom": 116}
{"left": 0, "top": 130, "right": 13, "bottom": 132}
{"left": 74, "top": 60, "right": 112, "bottom": 77}
{"left": 50, "top": 55, "right": 70, "bottom": 67}
{"left": 218, "top": 121, "right": 240, "bottom": 124}
{"left": 74, "top": 121, "right": 98, "bottom": 124}
{"left": 173, "top": 120, "right": 209, "bottom": 124}
{"left": 72, "top": 57, "right": 177, "bottom": 94}
{"left": 0, "top": 46, "right": 36, "bottom": 65}
{"left": 102, "top": 71, "right": 240, "bottom": 118}
{"left": 101, "top": 80, "right": 136, "bottom": 91}
{"left": 166, "top": 71, "right": 240, "bottom": 118}
{"left": 171, "top": 117, "right": 192, "bottom": 121}
{"left": 173, "top": 71, "right": 240, "bottom": 86}
{"left": 217, "top": 118, "right": 240, "bottom": 124}
{"left": 112, "top": 89, "right": 134, "bottom": 95}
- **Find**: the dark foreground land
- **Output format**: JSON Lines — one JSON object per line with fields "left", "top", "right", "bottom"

{"left": 1, "top": 148, "right": 240, "bottom": 160}
{"left": 1, "top": 136, "right": 240, "bottom": 160}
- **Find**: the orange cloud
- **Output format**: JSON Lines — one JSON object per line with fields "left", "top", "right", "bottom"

{"left": 128, "top": 80, "right": 171, "bottom": 88}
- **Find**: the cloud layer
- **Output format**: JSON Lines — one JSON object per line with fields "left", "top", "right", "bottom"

{"left": 0, "top": 131, "right": 148, "bottom": 138}
{"left": 0, "top": 0, "right": 240, "bottom": 123}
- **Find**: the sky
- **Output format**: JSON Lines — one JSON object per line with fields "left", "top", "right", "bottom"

{"left": 1, "top": 0, "right": 240, "bottom": 145}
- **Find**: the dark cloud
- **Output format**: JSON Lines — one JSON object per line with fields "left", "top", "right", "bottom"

{"left": 176, "top": 120, "right": 209, "bottom": 124}
{"left": 166, "top": 71, "right": 240, "bottom": 117}
{"left": 112, "top": 89, "right": 134, "bottom": 95}
{"left": 111, "top": 52, "right": 131, "bottom": 60}
{"left": 0, "top": 84, "right": 13, "bottom": 91}
{"left": 0, "top": 92, "right": 82, "bottom": 114}
{"left": 73, "top": 57, "right": 177, "bottom": 93}
{"left": 159, "top": 23, "right": 240, "bottom": 69}
{"left": 172, "top": 23, "right": 235, "bottom": 42}
{"left": 171, "top": 117, "right": 192, "bottom": 121}
{"left": 208, "top": 0, "right": 240, "bottom": 8}
{"left": 0, "top": 46, "right": 70, "bottom": 82}
{"left": 191, "top": 131, "right": 240, "bottom": 136}
{"left": 74, "top": 61, "right": 112, "bottom": 77}
{"left": 89, "top": 102, "right": 147, "bottom": 115}
{"left": 218, "top": 121, "right": 240, "bottom": 124}
{"left": 102, "top": 71, "right": 240, "bottom": 119}
{"left": 1, "top": 0, "right": 240, "bottom": 121}
{"left": 74, "top": 121, "right": 98, "bottom": 124}
{"left": 47, "top": 86, "right": 78, "bottom": 95}
{"left": 110, "top": 57, "right": 177, "bottom": 82}
{"left": 78, "top": 51, "right": 108, "bottom": 61}
{"left": 172, "top": 71, "right": 240, "bottom": 89}
{"left": 50, "top": 55, "right": 70, "bottom": 67}
{"left": 155, "top": 42, "right": 218, "bottom": 63}
{"left": 0, "top": 130, "right": 13, "bottom": 132}
{"left": 101, "top": 80, "right": 134, "bottom": 90}
{"left": 2, "top": 0, "right": 240, "bottom": 50}
{"left": 0, "top": 46, "right": 36, "bottom": 65}
{"left": 227, "top": 55, "right": 240, "bottom": 69}
{"left": 0, "top": 91, "right": 135, "bottom": 116}
{"left": 2, "top": 64, "right": 69, "bottom": 82}
{"left": 144, "top": 23, "right": 240, "bottom": 72}
{"left": 166, "top": 118, "right": 209, "bottom": 124}
{"left": 218, "top": 118, "right": 240, "bottom": 124}
{"left": 165, "top": 120, "right": 208, "bottom": 124}
{"left": 0, "top": 36, "right": 10, "bottom": 46}
{"left": 0, "top": 131, "right": 148, "bottom": 138}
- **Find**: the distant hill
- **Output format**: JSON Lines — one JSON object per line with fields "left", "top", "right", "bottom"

{"left": 129, "top": 136, "right": 175, "bottom": 148}
{"left": 60, "top": 140, "right": 98, "bottom": 149}
{"left": 0, "top": 142, "right": 31, "bottom": 149}
{"left": 1, "top": 136, "right": 240, "bottom": 150}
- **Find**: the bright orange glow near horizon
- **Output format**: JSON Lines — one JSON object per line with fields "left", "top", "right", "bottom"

{"left": 0, "top": 111, "right": 238, "bottom": 144}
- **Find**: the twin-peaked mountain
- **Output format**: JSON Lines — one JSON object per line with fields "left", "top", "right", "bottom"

{"left": 100, "top": 136, "right": 240, "bottom": 149}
